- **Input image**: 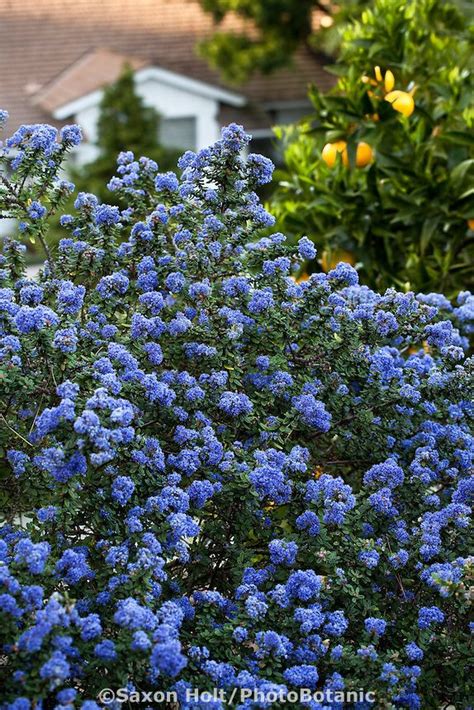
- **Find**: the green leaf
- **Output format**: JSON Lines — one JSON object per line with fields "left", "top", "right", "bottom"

{"left": 420, "top": 217, "right": 440, "bottom": 254}
{"left": 450, "top": 159, "right": 474, "bottom": 187}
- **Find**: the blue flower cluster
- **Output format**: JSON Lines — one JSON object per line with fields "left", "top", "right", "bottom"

{"left": 0, "top": 116, "right": 472, "bottom": 709}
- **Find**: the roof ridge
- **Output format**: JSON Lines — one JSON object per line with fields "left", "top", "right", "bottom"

{"left": 32, "top": 47, "right": 148, "bottom": 106}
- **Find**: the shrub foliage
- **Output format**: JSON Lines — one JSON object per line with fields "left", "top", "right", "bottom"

{"left": 0, "top": 113, "right": 473, "bottom": 708}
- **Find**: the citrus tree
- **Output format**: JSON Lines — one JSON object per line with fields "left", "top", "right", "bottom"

{"left": 270, "top": 0, "right": 474, "bottom": 295}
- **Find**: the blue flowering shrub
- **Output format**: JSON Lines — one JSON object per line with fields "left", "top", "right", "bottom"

{"left": 0, "top": 111, "right": 473, "bottom": 709}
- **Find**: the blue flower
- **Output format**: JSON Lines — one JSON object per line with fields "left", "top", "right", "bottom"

{"left": 405, "top": 642, "right": 424, "bottom": 661}
{"left": 298, "top": 236, "right": 317, "bottom": 260}
{"left": 151, "top": 640, "right": 187, "bottom": 677}
{"left": 364, "top": 459, "right": 404, "bottom": 488}
{"left": 218, "top": 391, "right": 253, "bottom": 417}
{"left": 245, "top": 595, "right": 268, "bottom": 620}
{"left": 60, "top": 124, "right": 82, "bottom": 146}
{"left": 327, "top": 262, "right": 358, "bottom": 286}
{"left": 248, "top": 288, "right": 274, "bottom": 314}
{"left": 306, "top": 474, "right": 355, "bottom": 525}
{"left": 39, "top": 651, "right": 70, "bottom": 682}
{"left": 248, "top": 449, "right": 293, "bottom": 503}
{"left": 57, "top": 689, "right": 77, "bottom": 704}
{"left": 96, "top": 272, "right": 129, "bottom": 298}
{"left": 36, "top": 506, "right": 58, "bottom": 523}
{"left": 286, "top": 570, "right": 322, "bottom": 602}
{"left": 368, "top": 487, "right": 398, "bottom": 516}
{"left": 364, "top": 617, "right": 387, "bottom": 636}
{"left": 295, "top": 510, "right": 320, "bottom": 536}
{"left": 14, "top": 539, "right": 50, "bottom": 574}
{"left": 27, "top": 201, "right": 47, "bottom": 220}
{"left": 246, "top": 153, "right": 274, "bottom": 185}
{"left": 111, "top": 476, "right": 135, "bottom": 506}
{"left": 14, "top": 305, "right": 59, "bottom": 334}
{"left": 0, "top": 593, "right": 23, "bottom": 617}
{"left": 418, "top": 606, "right": 445, "bottom": 629}
{"left": 94, "top": 204, "right": 121, "bottom": 226}
{"left": 359, "top": 550, "right": 380, "bottom": 569}
{"left": 20, "top": 283, "right": 44, "bottom": 305}
{"left": 233, "top": 626, "right": 248, "bottom": 643}
{"left": 357, "top": 644, "right": 378, "bottom": 660}
{"left": 78, "top": 613, "right": 102, "bottom": 641}
{"left": 375, "top": 310, "right": 399, "bottom": 335}
{"left": 55, "top": 549, "right": 93, "bottom": 584}
{"left": 94, "top": 639, "right": 117, "bottom": 661}
{"left": 324, "top": 610, "right": 349, "bottom": 636}
{"left": 283, "top": 664, "right": 318, "bottom": 689}
{"left": 294, "top": 605, "right": 324, "bottom": 633}
{"left": 292, "top": 394, "right": 331, "bottom": 432}
{"left": 155, "top": 172, "right": 179, "bottom": 191}
{"left": 268, "top": 539, "right": 298, "bottom": 566}
{"left": 380, "top": 662, "right": 398, "bottom": 685}
{"left": 57, "top": 281, "right": 85, "bottom": 314}
{"left": 165, "top": 272, "right": 186, "bottom": 293}
{"left": 7, "top": 450, "right": 29, "bottom": 476}
{"left": 53, "top": 327, "right": 78, "bottom": 353}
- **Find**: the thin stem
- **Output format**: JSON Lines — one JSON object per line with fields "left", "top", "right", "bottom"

{"left": 0, "top": 415, "right": 33, "bottom": 447}
{"left": 36, "top": 228, "right": 55, "bottom": 275}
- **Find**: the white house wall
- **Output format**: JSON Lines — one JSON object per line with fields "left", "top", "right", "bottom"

{"left": 72, "top": 103, "right": 102, "bottom": 165}
{"left": 139, "top": 76, "right": 221, "bottom": 150}
{"left": 71, "top": 75, "right": 223, "bottom": 166}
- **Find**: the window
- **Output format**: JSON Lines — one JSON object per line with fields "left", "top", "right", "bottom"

{"left": 275, "top": 106, "right": 311, "bottom": 125}
{"left": 247, "top": 104, "right": 312, "bottom": 166}
{"left": 160, "top": 117, "right": 197, "bottom": 150}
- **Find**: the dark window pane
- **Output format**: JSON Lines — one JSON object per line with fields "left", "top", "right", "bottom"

{"left": 160, "top": 117, "right": 196, "bottom": 150}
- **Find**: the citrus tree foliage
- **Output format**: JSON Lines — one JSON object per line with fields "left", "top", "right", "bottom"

{"left": 0, "top": 113, "right": 473, "bottom": 708}
{"left": 271, "top": 0, "right": 474, "bottom": 295}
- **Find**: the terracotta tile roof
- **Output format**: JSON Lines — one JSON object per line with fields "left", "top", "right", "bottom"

{"left": 34, "top": 50, "right": 148, "bottom": 114}
{"left": 0, "top": 0, "right": 335, "bottom": 132}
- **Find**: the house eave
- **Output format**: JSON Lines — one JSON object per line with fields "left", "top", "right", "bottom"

{"left": 52, "top": 65, "right": 246, "bottom": 120}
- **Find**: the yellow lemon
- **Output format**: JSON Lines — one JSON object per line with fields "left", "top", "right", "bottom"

{"left": 322, "top": 141, "right": 349, "bottom": 168}
{"left": 355, "top": 142, "right": 374, "bottom": 168}
{"left": 384, "top": 90, "right": 415, "bottom": 117}
{"left": 313, "top": 466, "right": 324, "bottom": 479}
{"left": 321, "top": 249, "right": 356, "bottom": 273}
{"left": 384, "top": 69, "right": 395, "bottom": 92}
{"left": 296, "top": 272, "right": 310, "bottom": 283}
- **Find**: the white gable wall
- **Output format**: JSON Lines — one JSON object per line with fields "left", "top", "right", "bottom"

{"left": 139, "top": 74, "right": 220, "bottom": 149}
{"left": 71, "top": 104, "right": 102, "bottom": 165}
